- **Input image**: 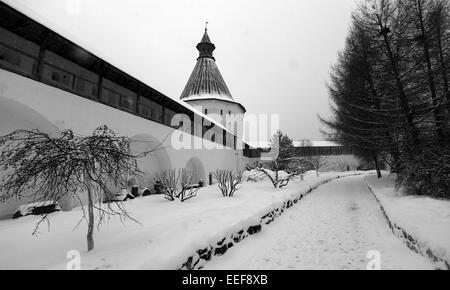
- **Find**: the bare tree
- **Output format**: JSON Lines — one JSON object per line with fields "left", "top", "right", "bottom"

{"left": 155, "top": 169, "right": 178, "bottom": 201}
{"left": 212, "top": 169, "right": 243, "bottom": 197}
{"left": 0, "top": 125, "right": 156, "bottom": 251}
{"left": 255, "top": 165, "right": 301, "bottom": 189}
{"left": 308, "top": 156, "right": 329, "bottom": 177}
{"left": 155, "top": 169, "right": 199, "bottom": 202}
{"left": 179, "top": 169, "right": 200, "bottom": 202}
{"left": 294, "top": 139, "right": 329, "bottom": 177}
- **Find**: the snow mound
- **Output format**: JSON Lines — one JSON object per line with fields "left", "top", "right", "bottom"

{"left": 13, "top": 201, "right": 61, "bottom": 219}
{"left": 242, "top": 170, "right": 266, "bottom": 182}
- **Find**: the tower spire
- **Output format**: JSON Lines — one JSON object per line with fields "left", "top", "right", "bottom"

{"left": 180, "top": 25, "right": 246, "bottom": 115}
{"left": 197, "top": 23, "right": 214, "bottom": 59}
{"left": 180, "top": 25, "right": 233, "bottom": 100}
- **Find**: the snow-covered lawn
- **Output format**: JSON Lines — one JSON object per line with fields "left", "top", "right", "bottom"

{"left": 0, "top": 171, "right": 360, "bottom": 269}
{"left": 365, "top": 174, "right": 450, "bottom": 269}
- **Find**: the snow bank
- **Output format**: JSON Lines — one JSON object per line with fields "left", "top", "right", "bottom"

{"left": 365, "top": 175, "right": 450, "bottom": 269}
{"left": 0, "top": 171, "right": 362, "bottom": 269}
{"left": 242, "top": 169, "right": 289, "bottom": 182}
{"left": 242, "top": 170, "right": 266, "bottom": 182}
{"left": 13, "top": 201, "right": 61, "bottom": 219}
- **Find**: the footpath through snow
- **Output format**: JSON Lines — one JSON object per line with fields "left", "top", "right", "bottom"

{"left": 0, "top": 171, "right": 357, "bottom": 269}
{"left": 205, "top": 175, "right": 433, "bottom": 270}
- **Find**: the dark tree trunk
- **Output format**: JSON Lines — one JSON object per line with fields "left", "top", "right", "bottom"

{"left": 390, "top": 149, "right": 400, "bottom": 173}
{"left": 416, "top": 0, "right": 445, "bottom": 142}
{"left": 374, "top": 153, "right": 382, "bottom": 179}
{"left": 437, "top": 38, "right": 450, "bottom": 113}
{"left": 375, "top": 14, "right": 419, "bottom": 144}
{"left": 433, "top": 10, "right": 450, "bottom": 115}
{"left": 87, "top": 180, "right": 95, "bottom": 252}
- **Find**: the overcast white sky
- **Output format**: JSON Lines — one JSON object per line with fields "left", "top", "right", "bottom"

{"left": 5, "top": 0, "right": 357, "bottom": 140}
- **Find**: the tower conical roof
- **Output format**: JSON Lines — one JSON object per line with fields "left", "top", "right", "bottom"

{"left": 200, "top": 29, "right": 211, "bottom": 43}
{"left": 180, "top": 28, "right": 233, "bottom": 100}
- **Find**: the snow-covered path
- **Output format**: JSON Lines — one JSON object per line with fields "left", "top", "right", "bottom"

{"left": 205, "top": 175, "right": 433, "bottom": 270}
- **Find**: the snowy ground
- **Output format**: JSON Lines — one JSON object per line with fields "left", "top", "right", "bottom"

{"left": 1, "top": 172, "right": 442, "bottom": 270}
{"left": 0, "top": 171, "right": 358, "bottom": 269}
{"left": 365, "top": 174, "right": 450, "bottom": 269}
{"left": 205, "top": 175, "right": 433, "bottom": 270}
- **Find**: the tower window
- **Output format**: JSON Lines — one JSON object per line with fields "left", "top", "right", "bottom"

{"left": 221, "top": 110, "right": 223, "bottom": 115}
{"left": 51, "top": 71, "right": 60, "bottom": 82}
{"left": 204, "top": 109, "right": 208, "bottom": 115}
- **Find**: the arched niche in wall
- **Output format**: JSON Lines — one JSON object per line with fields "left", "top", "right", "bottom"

{"left": 184, "top": 156, "right": 206, "bottom": 184}
{"left": 0, "top": 96, "right": 60, "bottom": 137}
{"left": 130, "top": 134, "right": 173, "bottom": 188}
{"left": 0, "top": 96, "right": 61, "bottom": 216}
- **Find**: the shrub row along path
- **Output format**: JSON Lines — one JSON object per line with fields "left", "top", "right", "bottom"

{"left": 205, "top": 175, "right": 433, "bottom": 270}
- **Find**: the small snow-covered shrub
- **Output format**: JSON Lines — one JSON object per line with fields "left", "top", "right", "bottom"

{"left": 155, "top": 169, "right": 199, "bottom": 202}
{"left": 256, "top": 167, "right": 301, "bottom": 188}
{"left": 212, "top": 169, "right": 243, "bottom": 197}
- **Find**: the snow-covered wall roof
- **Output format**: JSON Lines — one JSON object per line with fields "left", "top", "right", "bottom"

{"left": 248, "top": 140, "right": 342, "bottom": 149}
{"left": 0, "top": 1, "right": 236, "bottom": 138}
{"left": 293, "top": 140, "right": 341, "bottom": 147}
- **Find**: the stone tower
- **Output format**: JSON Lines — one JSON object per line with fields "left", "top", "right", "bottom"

{"left": 180, "top": 26, "right": 245, "bottom": 134}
